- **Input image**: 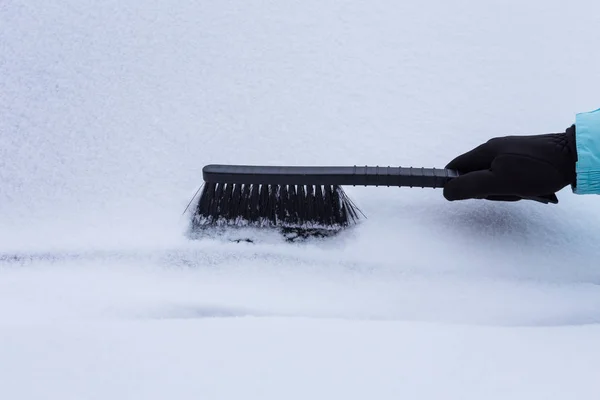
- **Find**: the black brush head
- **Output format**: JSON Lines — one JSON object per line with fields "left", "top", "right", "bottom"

{"left": 191, "top": 182, "right": 362, "bottom": 236}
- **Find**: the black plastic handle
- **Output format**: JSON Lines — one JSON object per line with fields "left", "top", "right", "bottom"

{"left": 202, "top": 164, "right": 556, "bottom": 204}
{"left": 203, "top": 164, "right": 456, "bottom": 188}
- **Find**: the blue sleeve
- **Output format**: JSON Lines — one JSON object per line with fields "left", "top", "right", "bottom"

{"left": 574, "top": 108, "right": 600, "bottom": 194}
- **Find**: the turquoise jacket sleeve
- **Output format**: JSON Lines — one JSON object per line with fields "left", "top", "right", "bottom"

{"left": 574, "top": 108, "right": 600, "bottom": 194}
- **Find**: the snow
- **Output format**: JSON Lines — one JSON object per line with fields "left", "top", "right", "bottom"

{"left": 2, "top": 0, "right": 600, "bottom": 398}
{"left": 3, "top": 319, "right": 600, "bottom": 400}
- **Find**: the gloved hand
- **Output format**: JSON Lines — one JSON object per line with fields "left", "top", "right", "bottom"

{"left": 443, "top": 125, "right": 577, "bottom": 203}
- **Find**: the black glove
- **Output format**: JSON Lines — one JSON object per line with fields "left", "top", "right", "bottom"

{"left": 443, "top": 125, "right": 577, "bottom": 203}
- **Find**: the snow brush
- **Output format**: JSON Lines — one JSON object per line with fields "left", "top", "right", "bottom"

{"left": 189, "top": 164, "right": 555, "bottom": 239}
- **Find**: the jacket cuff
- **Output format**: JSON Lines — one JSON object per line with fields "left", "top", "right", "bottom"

{"left": 574, "top": 108, "right": 600, "bottom": 194}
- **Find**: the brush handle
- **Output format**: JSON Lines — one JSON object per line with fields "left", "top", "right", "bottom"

{"left": 202, "top": 164, "right": 555, "bottom": 203}
{"left": 203, "top": 164, "right": 453, "bottom": 187}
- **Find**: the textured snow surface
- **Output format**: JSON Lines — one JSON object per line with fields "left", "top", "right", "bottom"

{"left": 2, "top": 0, "right": 600, "bottom": 398}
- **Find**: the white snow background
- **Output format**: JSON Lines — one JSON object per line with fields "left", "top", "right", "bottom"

{"left": 2, "top": 0, "right": 600, "bottom": 399}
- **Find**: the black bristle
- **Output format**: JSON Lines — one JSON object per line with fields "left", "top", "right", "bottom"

{"left": 297, "top": 185, "right": 306, "bottom": 223}
{"left": 323, "top": 185, "right": 334, "bottom": 226}
{"left": 249, "top": 184, "right": 260, "bottom": 222}
{"left": 277, "top": 184, "right": 288, "bottom": 223}
{"left": 257, "top": 184, "right": 267, "bottom": 221}
{"left": 287, "top": 185, "right": 299, "bottom": 225}
{"left": 339, "top": 187, "right": 357, "bottom": 223}
{"left": 230, "top": 183, "right": 242, "bottom": 220}
{"left": 306, "top": 185, "right": 315, "bottom": 223}
{"left": 240, "top": 184, "right": 251, "bottom": 222}
{"left": 330, "top": 185, "right": 343, "bottom": 224}
{"left": 314, "top": 184, "right": 325, "bottom": 225}
{"left": 221, "top": 183, "right": 233, "bottom": 219}
{"left": 199, "top": 182, "right": 216, "bottom": 220}
{"left": 192, "top": 180, "right": 362, "bottom": 236}
{"left": 210, "top": 183, "right": 224, "bottom": 220}
{"left": 263, "top": 184, "right": 276, "bottom": 224}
